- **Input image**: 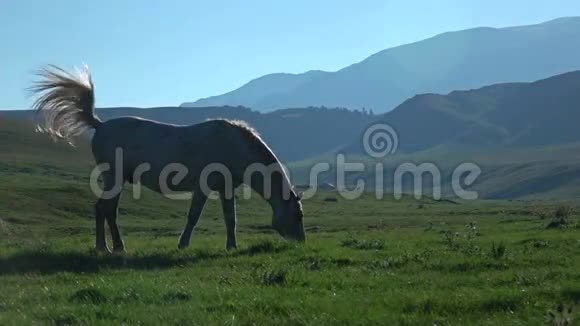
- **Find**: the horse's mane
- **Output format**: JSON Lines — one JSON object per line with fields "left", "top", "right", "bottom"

{"left": 216, "top": 119, "right": 296, "bottom": 198}
{"left": 223, "top": 119, "right": 261, "bottom": 138}
{"left": 213, "top": 119, "right": 279, "bottom": 165}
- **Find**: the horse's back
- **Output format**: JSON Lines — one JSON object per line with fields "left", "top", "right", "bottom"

{"left": 90, "top": 117, "right": 252, "bottom": 190}
{"left": 92, "top": 117, "right": 182, "bottom": 161}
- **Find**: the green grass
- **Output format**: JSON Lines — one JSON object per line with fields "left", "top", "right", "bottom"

{"left": 1, "top": 119, "right": 580, "bottom": 324}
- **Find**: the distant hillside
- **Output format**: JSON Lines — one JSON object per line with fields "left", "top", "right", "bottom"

{"left": 345, "top": 70, "right": 580, "bottom": 154}
{"left": 290, "top": 143, "right": 580, "bottom": 200}
{"left": 182, "top": 17, "right": 580, "bottom": 112}
{"left": 0, "top": 106, "right": 375, "bottom": 162}
{"left": 0, "top": 118, "right": 94, "bottom": 179}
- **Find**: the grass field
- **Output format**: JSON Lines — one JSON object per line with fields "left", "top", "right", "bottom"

{"left": 1, "top": 119, "right": 580, "bottom": 325}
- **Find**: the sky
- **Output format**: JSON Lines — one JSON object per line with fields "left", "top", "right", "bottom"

{"left": 2, "top": 0, "right": 580, "bottom": 109}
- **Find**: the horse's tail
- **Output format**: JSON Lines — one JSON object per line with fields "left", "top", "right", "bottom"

{"left": 30, "top": 64, "right": 101, "bottom": 145}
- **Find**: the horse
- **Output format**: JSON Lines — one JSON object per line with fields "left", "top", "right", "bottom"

{"left": 30, "top": 65, "right": 305, "bottom": 253}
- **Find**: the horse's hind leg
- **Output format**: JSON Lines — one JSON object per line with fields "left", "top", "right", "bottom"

{"left": 178, "top": 190, "right": 208, "bottom": 249}
{"left": 220, "top": 191, "right": 237, "bottom": 250}
{"left": 95, "top": 171, "right": 123, "bottom": 253}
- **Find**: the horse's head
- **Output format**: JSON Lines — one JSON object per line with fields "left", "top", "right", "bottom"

{"left": 273, "top": 191, "right": 305, "bottom": 242}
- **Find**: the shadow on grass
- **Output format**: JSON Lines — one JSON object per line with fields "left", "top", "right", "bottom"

{"left": 0, "top": 240, "right": 295, "bottom": 275}
{"left": 0, "top": 251, "right": 209, "bottom": 275}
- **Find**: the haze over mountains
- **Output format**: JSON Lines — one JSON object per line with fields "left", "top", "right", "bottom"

{"left": 183, "top": 17, "right": 580, "bottom": 113}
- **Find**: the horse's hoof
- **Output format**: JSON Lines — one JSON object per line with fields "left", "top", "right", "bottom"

{"left": 178, "top": 243, "right": 189, "bottom": 250}
{"left": 113, "top": 247, "right": 126, "bottom": 255}
{"left": 94, "top": 247, "right": 112, "bottom": 255}
{"left": 226, "top": 244, "right": 238, "bottom": 251}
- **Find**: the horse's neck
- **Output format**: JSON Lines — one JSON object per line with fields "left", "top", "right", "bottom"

{"left": 250, "top": 161, "right": 291, "bottom": 203}
{"left": 246, "top": 144, "right": 291, "bottom": 213}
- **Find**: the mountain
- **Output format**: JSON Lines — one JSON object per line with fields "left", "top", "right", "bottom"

{"left": 0, "top": 106, "right": 375, "bottom": 162}
{"left": 345, "top": 70, "right": 580, "bottom": 154}
{"left": 181, "top": 71, "right": 330, "bottom": 108}
{"left": 182, "top": 17, "right": 580, "bottom": 112}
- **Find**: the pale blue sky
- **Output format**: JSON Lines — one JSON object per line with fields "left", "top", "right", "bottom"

{"left": 2, "top": 0, "right": 580, "bottom": 109}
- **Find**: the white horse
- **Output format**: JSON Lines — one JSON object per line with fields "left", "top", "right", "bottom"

{"left": 31, "top": 65, "right": 305, "bottom": 253}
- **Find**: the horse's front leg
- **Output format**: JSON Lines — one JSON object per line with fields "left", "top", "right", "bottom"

{"left": 178, "top": 191, "right": 208, "bottom": 249}
{"left": 95, "top": 195, "right": 123, "bottom": 253}
{"left": 104, "top": 194, "right": 124, "bottom": 253}
{"left": 220, "top": 191, "right": 237, "bottom": 250}
{"left": 95, "top": 199, "right": 111, "bottom": 254}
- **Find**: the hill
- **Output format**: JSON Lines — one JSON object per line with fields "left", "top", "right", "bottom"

{"left": 182, "top": 17, "right": 580, "bottom": 112}
{"left": 346, "top": 70, "right": 580, "bottom": 154}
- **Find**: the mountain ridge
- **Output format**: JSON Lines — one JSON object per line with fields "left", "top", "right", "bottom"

{"left": 182, "top": 17, "right": 580, "bottom": 112}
